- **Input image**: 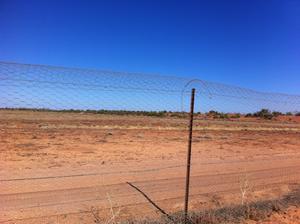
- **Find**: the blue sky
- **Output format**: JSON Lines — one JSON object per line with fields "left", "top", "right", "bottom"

{"left": 0, "top": 0, "right": 300, "bottom": 95}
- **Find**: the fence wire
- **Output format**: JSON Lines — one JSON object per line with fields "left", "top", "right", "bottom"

{"left": 1, "top": 61, "right": 300, "bottom": 113}
{"left": 0, "top": 61, "right": 300, "bottom": 224}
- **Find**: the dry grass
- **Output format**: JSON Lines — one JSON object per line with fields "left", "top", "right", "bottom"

{"left": 108, "top": 187, "right": 300, "bottom": 224}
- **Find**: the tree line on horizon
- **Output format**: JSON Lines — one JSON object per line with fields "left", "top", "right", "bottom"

{"left": 1, "top": 107, "right": 300, "bottom": 119}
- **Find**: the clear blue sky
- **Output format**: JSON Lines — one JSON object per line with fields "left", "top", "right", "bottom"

{"left": 0, "top": 0, "right": 299, "bottom": 94}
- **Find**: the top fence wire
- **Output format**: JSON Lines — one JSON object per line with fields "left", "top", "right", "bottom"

{"left": 1, "top": 61, "right": 300, "bottom": 113}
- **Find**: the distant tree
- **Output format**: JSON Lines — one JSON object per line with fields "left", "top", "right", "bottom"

{"left": 219, "top": 113, "right": 229, "bottom": 119}
{"left": 207, "top": 110, "right": 219, "bottom": 116}
{"left": 231, "top": 113, "right": 241, "bottom": 119}
{"left": 286, "top": 112, "right": 293, "bottom": 116}
{"left": 254, "top": 109, "right": 273, "bottom": 120}
{"left": 245, "top": 113, "right": 253, "bottom": 117}
{"left": 272, "top": 111, "right": 283, "bottom": 117}
{"left": 206, "top": 110, "right": 230, "bottom": 119}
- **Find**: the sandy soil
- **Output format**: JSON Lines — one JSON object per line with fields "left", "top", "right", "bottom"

{"left": 0, "top": 110, "right": 300, "bottom": 223}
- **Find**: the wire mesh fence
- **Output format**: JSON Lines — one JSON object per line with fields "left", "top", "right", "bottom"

{"left": 0, "top": 61, "right": 300, "bottom": 224}
{"left": 2, "top": 61, "right": 300, "bottom": 113}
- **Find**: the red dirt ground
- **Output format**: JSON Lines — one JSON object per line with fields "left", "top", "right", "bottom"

{"left": 246, "top": 207, "right": 300, "bottom": 224}
{"left": 0, "top": 110, "right": 300, "bottom": 223}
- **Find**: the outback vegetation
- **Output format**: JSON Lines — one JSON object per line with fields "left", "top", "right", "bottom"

{"left": 2, "top": 107, "right": 299, "bottom": 120}
{"left": 91, "top": 188, "right": 300, "bottom": 224}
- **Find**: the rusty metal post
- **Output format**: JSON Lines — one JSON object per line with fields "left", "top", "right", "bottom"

{"left": 184, "top": 88, "right": 195, "bottom": 223}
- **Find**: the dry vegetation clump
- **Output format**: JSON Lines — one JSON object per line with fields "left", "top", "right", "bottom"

{"left": 1, "top": 107, "right": 169, "bottom": 117}
{"left": 104, "top": 188, "right": 300, "bottom": 224}
{"left": 2, "top": 108, "right": 300, "bottom": 122}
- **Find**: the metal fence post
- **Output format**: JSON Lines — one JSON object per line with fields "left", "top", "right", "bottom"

{"left": 184, "top": 88, "right": 195, "bottom": 223}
